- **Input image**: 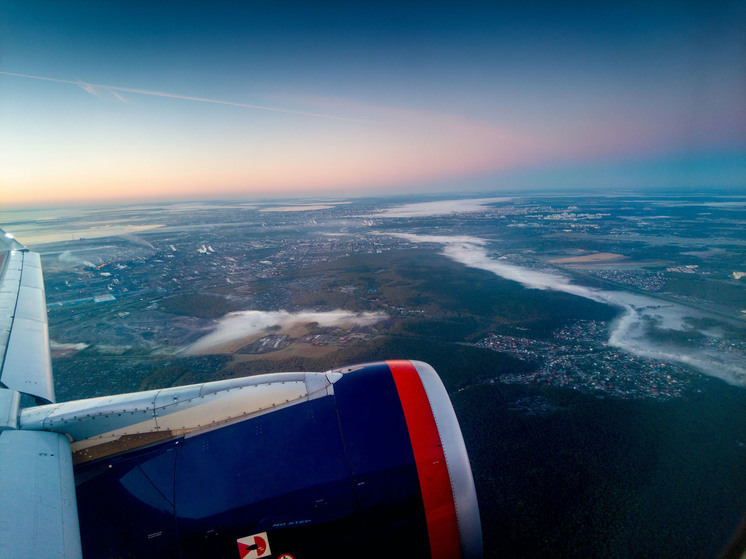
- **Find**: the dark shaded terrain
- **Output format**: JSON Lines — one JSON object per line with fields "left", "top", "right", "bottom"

{"left": 454, "top": 380, "right": 746, "bottom": 558}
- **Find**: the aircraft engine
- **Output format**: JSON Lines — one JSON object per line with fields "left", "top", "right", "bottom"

{"left": 20, "top": 360, "right": 482, "bottom": 559}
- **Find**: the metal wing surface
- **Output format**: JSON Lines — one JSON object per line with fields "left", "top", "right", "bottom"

{"left": 0, "top": 227, "right": 82, "bottom": 559}
{"left": 0, "top": 229, "right": 54, "bottom": 404}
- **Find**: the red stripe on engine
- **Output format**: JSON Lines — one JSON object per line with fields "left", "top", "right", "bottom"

{"left": 387, "top": 360, "right": 461, "bottom": 559}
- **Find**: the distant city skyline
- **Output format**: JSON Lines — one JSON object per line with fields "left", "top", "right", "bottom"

{"left": 1, "top": 1, "right": 744, "bottom": 208}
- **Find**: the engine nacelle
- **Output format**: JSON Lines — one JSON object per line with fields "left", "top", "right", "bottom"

{"left": 22, "top": 360, "right": 482, "bottom": 558}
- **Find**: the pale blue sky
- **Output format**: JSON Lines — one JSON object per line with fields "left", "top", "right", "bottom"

{"left": 1, "top": 1, "right": 744, "bottom": 206}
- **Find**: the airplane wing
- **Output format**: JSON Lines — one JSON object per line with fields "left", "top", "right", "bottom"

{"left": 0, "top": 230, "right": 54, "bottom": 404}
{"left": 0, "top": 229, "right": 83, "bottom": 559}
{"left": 0, "top": 227, "right": 482, "bottom": 559}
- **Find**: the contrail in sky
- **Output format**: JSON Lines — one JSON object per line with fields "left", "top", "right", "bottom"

{"left": 0, "top": 71, "right": 374, "bottom": 123}
{"left": 108, "top": 89, "right": 128, "bottom": 103}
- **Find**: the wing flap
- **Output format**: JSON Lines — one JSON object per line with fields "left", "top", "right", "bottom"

{"left": 0, "top": 430, "right": 82, "bottom": 559}
{"left": 0, "top": 245, "right": 54, "bottom": 404}
{"left": 0, "top": 250, "right": 23, "bottom": 372}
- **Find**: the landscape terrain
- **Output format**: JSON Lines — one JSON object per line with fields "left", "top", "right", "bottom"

{"left": 4, "top": 192, "right": 746, "bottom": 557}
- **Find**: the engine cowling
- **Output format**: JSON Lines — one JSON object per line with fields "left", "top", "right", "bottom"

{"left": 25, "top": 360, "right": 482, "bottom": 558}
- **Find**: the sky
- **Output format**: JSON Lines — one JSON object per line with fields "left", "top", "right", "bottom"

{"left": 1, "top": 1, "right": 744, "bottom": 208}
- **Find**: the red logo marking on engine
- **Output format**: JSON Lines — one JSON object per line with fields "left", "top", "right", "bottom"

{"left": 236, "top": 532, "right": 271, "bottom": 558}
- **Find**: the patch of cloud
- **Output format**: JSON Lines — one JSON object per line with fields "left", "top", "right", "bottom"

{"left": 163, "top": 203, "right": 258, "bottom": 212}
{"left": 260, "top": 205, "right": 336, "bottom": 212}
{"left": 58, "top": 250, "right": 95, "bottom": 268}
{"left": 49, "top": 340, "right": 90, "bottom": 351}
{"left": 183, "top": 309, "right": 387, "bottom": 355}
{"left": 370, "top": 197, "right": 511, "bottom": 218}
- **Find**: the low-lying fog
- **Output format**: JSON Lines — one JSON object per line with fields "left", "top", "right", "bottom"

{"left": 391, "top": 233, "right": 746, "bottom": 387}
{"left": 183, "top": 310, "right": 387, "bottom": 355}
{"left": 371, "top": 197, "right": 510, "bottom": 218}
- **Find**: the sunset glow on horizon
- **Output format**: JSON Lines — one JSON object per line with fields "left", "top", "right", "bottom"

{"left": 1, "top": 1, "right": 744, "bottom": 208}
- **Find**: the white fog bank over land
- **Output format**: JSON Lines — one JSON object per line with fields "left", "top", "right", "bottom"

{"left": 391, "top": 233, "right": 746, "bottom": 387}
{"left": 10, "top": 224, "right": 164, "bottom": 247}
{"left": 183, "top": 310, "right": 387, "bottom": 355}
{"left": 259, "top": 205, "right": 336, "bottom": 212}
{"left": 372, "top": 197, "right": 511, "bottom": 218}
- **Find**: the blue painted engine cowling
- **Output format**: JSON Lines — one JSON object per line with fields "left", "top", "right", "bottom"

{"left": 73, "top": 361, "right": 482, "bottom": 559}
